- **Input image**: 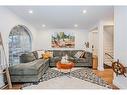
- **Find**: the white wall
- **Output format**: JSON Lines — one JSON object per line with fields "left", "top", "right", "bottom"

{"left": 113, "top": 6, "right": 127, "bottom": 86}
{"left": 0, "top": 7, "right": 37, "bottom": 61}
{"left": 89, "top": 30, "right": 99, "bottom": 55}
{"left": 114, "top": 6, "right": 127, "bottom": 67}
{"left": 0, "top": 7, "right": 37, "bottom": 87}
{"left": 34, "top": 29, "right": 89, "bottom": 50}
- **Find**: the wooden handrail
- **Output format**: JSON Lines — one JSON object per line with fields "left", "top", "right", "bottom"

{"left": 105, "top": 52, "right": 113, "bottom": 59}
{"left": 104, "top": 52, "right": 114, "bottom": 63}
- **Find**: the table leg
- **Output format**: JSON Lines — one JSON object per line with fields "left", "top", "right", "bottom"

{"left": 69, "top": 69, "right": 71, "bottom": 76}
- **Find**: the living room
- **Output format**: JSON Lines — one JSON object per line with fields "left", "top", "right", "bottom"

{"left": 0, "top": 4, "right": 127, "bottom": 91}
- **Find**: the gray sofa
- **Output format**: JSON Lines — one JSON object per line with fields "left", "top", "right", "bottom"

{"left": 48, "top": 50, "right": 92, "bottom": 67}
{"left": 9, "top": 50, "right": 92, "bottom": 83}
{"left": 9, "top": 52, "right": 49, "bottom": 83}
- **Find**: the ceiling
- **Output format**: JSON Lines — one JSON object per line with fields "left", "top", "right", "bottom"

{"left": 6, "top": 6, "right": 114, "bottom": 30}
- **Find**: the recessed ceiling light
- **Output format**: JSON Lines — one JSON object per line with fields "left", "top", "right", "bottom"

{"left": 42, "top": 24, "right": 46, "bottom": 27}
{"left": 82, "top": 9, "right": 87, "bottom": 14}
{"left": 28, "top": 10, "right": 33, "bottom": 14}
{"left": 74, "top": 24, "right": 78, "bottom": 27}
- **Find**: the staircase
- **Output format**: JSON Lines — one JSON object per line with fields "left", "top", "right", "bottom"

{"left": 104, "top": 52, "right": 113, "bottom": 67}
{"left": 104, "top": 44, "right": 113, "bottom": 67}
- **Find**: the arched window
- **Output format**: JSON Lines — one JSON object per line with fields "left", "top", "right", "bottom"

{"left": 9, "top": 25, "right": 32, "bottom": 65}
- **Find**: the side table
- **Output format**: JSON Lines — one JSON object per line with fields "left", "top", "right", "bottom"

{"left": 92, "top": 55, "right": 98, "bottom": 70}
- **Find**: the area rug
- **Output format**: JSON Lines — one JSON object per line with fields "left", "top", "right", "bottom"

{"left": 23, "top": 68, "right": 112, "bottom": 89}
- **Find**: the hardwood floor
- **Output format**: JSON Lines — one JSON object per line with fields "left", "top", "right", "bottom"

{"left": 93, "top": 68, "right": 119, "bottom": 89}
{"left": 4, "top": 83, "right": 23, "bottom": 89}
{"left": 5, "top": 68, "right": 119, "bottom": 89}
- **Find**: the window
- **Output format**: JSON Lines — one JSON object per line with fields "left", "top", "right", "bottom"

{"left": 9, "top": 25, "right": 32, "bottom": 65}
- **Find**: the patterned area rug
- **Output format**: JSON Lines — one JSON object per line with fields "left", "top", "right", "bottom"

{"left": 70, "top": 68, "right": 112, "bottom": 88}
{"left": 23, "top": 68, "right": 112, "bottom": 89}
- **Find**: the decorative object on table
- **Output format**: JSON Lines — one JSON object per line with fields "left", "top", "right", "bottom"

{"left": 112, "top": 59, "right": 126, "bottom": 77}
{"left": 0, "top": 32, "right": 12, "bottom": 89}
{"left": 51, "top": 32, "right": 75, "bottom": 48}
{"left": 61, "top": 54, "right": 69, "bottom": 64}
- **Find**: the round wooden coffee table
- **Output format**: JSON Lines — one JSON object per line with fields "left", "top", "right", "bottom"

{"left": 56, "top": 61, "right": 74, "bottom": 73}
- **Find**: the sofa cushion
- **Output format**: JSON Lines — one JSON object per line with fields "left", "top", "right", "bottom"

{"left": 9, "top": 59, "right": 48, "bottom": 75}
{"left": 74, "top": 58, "right": 89, "bottom": 63}
{"left": 62, "top": 51, "right": 71, "bottom": 56}
{"left": 32, "top": 51, "right": 38, "bottom": 59}
{"left": 49, "top": 50, "right": 92, "bottom": 67}
{"left": 36, "top": 50, "right": 45, "bottom": 59}
{"left": 70, "top": 50, "right": 84, "bottom": 57}
{"left": 80, "top": 51, "right": 86, "bottom": 58}
{"left": 85, "top": 52, "right": 92, "bottom": 58}
{"left": 20, "top": 52, "right": 36, "bottom": 63}
{"left": 53, "top": 50, "right": 62, "bottom": 57}
{"left": 67, "top": 56, "right": 75, "bottom": 62}
{"left": 74, "top": 51, "right": 83, "bottom": 58}
{"left": 50, "top": 57, "right": 61, "bottom": 63}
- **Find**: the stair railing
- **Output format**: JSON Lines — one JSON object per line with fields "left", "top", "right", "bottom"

{"left": 104, "top": 52, "right": 114, "bottom": 67}
{"left": 104, "top": 52, "right": 114, "bottom": 62}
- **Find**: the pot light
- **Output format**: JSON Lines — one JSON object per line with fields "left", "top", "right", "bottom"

{"left": 28, "top": 10, "right": 33, "bottom": 14}
{"left": 74, "top": 24, "right": 78, "bottom": 27}
{"left": 42, "top": 24, "right": 46, "bottom": 27}
{"left": 82, "top": 9, "right": 87, "bottom": 14}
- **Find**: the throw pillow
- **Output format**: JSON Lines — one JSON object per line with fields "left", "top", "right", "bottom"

{"left": 20, "top": 52, "right": 36, "bottom": 63}
{"left": 36, "top": 50, "right": 45, "bottom": 59}
{"left": 32, "top": 51, "right": 38, "bottom": 59}
{"left": 74, "top": 51, "right": 84, "bottom": 58}
{"left": 42, "top": 51, "right": 53, "bottom": 60}
{"left": 80, "top": 51, "right": 86, "bottom": 58}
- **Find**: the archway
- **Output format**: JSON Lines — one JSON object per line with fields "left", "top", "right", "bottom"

{"left": 9, "top": 25, "right": 32, "bottom": 65}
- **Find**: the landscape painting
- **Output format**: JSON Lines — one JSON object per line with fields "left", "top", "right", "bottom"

{"left": 51, "top": 32, "right": 75, "bottom": 48}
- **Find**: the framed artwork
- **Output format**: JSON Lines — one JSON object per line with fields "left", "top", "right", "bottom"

{"left": 51, "top": 32, "right": 75, "bottom": 48}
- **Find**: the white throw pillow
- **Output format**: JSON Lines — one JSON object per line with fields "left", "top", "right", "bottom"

{"left": 37, "top": 50, "right": 45, "bottom": 59}
{"left": 49, "top": 52, "right": 53, "bottom": 58}
{"left": 74, "top": 51, "right": 83, "bottom": 58}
